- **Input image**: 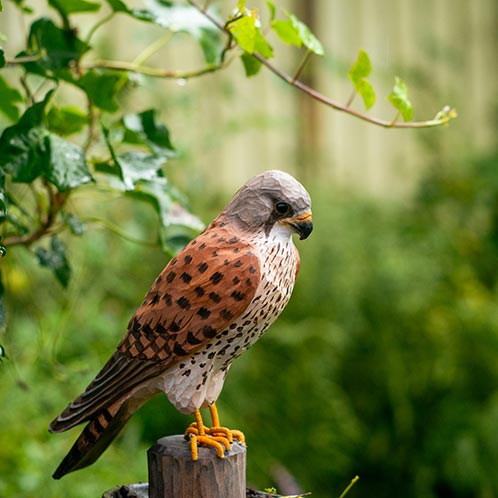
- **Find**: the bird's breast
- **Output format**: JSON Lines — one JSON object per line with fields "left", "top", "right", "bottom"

{"left": 161, "top": 236, "right": 298, "bottom": 414}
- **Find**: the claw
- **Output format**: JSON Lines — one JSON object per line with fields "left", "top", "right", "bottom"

{"left": 190, "top": 434, "right": 226, "bottom": 460}
{"left": 185, "top": 405, "right": 246, "bottom": 461}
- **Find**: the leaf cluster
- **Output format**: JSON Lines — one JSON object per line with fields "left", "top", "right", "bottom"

{"left": 0, "top": 0, "right": 216, "bottom": 337}
{"left": 0, "top": 0, "right": 455, "bottom": 364}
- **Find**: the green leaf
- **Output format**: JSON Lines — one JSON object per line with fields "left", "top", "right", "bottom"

{"left": 348, "top": 49, "right": 372, "bottom": 84}
{"left": 229, "top": 15, "right": 273, "bottom": 58}
{"left": 0, "top": 91, "right": 52, "bottom": 182}
{"left": 0, "top": 91, "right": 93, "bottom": 190}
{"left": 0, "top": 47, "right": 5, "bottom": 68}
{"left": 127, "top": 178, "right": 203, "bottom": 254}
{"left": 254, "top": 26, "right": 273, "bottom": 58}
{"left": 158, "top": 214, "right": 203, "bottom": 256}
{"left": 63, "top": 212, "right": 86, "bottom": 235}
{"left": 197, "top": 27, "right": 223, "bottom": 65}
{"left": 0, "top": 0, "right": 3, "bottom": 12}
{"left": 78, "top": 70, "right": 128, "bottom": 112}
{"left": 101, "top": 125, "right": 165, "bottom": 190}
{"left": 116, "top": 152, "right": 167, "bottom": 190}
{"left": 271, "top": 19, "right": 302, "bottom": 47}
{"left": 288, "top": 13, "right": 324, "bottom": 55}
{"left": 23, "top": 18, "right": 90, "bottom": 77}
{"left": 266, "top": 0, "right": 275, "bottom": 21}
{"left": 126, "top": 178, "right": 174, "bottom": 226}
{"left": 47, "top": 106, "right": 88, "bottom": 136}
{"left": 388, "top": 76, "right": 413, "bottom": 122}
{"left": 43, "top": 134, "right": 93, "bottom": 191}
{"left": 348, "top": 50, "right": 375, "bottom": 109}
{"left": 122, "top": 109, "right": 176, "bottom": 157}
{"left": 9, "top": 0, "right": 32, "bottom": 13}
{"left": 229, "top": 15, "right": 256, "bottom": 53}
{"left": 105, "top": 0, "right": 128, "bottom": 12}
{"left": 143, "top": 2, "right": 224, "bottom": 63}
{"left": 35, "top": 236, "right": 71, "bottom": 287}
{"left": 0, "top": 75, "right": 23, "bottom": 122}
{"left": 48, "top": 0, "right": 100, "bottom": 14}
{"left": 356, "top": 79, "right": 375, "bottom": 110}
{"left": 240, "top": 52, "right": 262, "bottom": 77}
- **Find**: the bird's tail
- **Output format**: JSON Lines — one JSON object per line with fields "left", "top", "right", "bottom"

{"left": 51, "top": 400, "right": 134, "bottom": 479}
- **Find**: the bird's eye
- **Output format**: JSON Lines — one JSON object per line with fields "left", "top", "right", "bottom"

{"left": 274, "top": 201, "right": 290, "bottom": 216}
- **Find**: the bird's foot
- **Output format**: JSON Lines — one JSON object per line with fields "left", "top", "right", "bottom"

{"left": 207, "top": 402, "right": 246, "bottom": 445}
{"left": 186, "top": 422, "right": 246, "bottom": 445}
{"left": 187, "top": 432, "right": 230, "bottom": 461}
{"left": 185, "top": 409, "right": 232, "bottom": 460}
{"left": 208, "top": 426, "right": 246, "bottom": 445}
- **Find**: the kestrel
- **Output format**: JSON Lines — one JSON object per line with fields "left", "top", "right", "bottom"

{"left": 49, "top": 170, "right": 312, "bottom": 479}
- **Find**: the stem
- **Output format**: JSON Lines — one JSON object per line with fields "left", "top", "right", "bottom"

{"left": 81, "top": 217, "right": 159, "bottom": 247}
{"left": 80, "top": 59, "right": 223, "bottom": 79}
{"left": 5, "top": 55, "right": 41, "bottom": 64}
{"left": 133, "top": 31, "right": 174, "bottom": 66}
{"left": 85, "top": 12, "right": 115, "bottom": 45}
{"left": 186, "top": 0, "right": 455, "bottom": 129}
{"left": 337, "top": 476, "right": 360, "bottom": 498}
{"left": 19, "top": 75, "right": 34, "bottom": 106}
{"left": 252, "top": 51, "right": 447, "bottom": 129}
{"left": 390, "top": 111, "right": 401, "bottom": 127}
{"left": 292, "top": 49, "right": 312, "bottom": 83}
{"left": 345, "top": 89, "right": 356, "bottom": 108}
{"left": 4, "top": 182, "right": 68, "bottom": 248}
{"left": 83, "top": 96, "right": 97, "bottom": 155}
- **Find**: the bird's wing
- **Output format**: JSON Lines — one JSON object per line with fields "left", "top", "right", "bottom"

{"left": 50, "top": 226, "right": 261, "bottom": 432}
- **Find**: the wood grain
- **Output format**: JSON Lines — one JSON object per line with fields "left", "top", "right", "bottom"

{"left": 148, "top": 435, "right": 246, "bottom": 498}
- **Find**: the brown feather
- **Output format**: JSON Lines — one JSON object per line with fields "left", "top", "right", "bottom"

{"left": 49, "top": 222, "right": 260, "bottom": 435}
{"left": 117, "top": 223, "right": 261, "bottom": 363}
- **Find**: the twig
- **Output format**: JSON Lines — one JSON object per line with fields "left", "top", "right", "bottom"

{"left": 80, "top": 59, "right": 224, "bottom": 79}
{"left": 345, "top": 89, "right": 356, "bottom": 108}
{"left": 3, "top": 182, "right": 68, "bottom": 248}
{"left": 337, "top": 476, "right": 359, "bottom": 498}
{"left": 83, "top": 96, "right": 97, "bottom": 155}
{"left": 5, "top": 55, "right": 42, "bottom": 64}
{"left": 85, "top": 12, "right": 115, "bottom": 45}
{"left": 187, "top": 0, "right": 455, "bottom": 129}
{"left": 133, "top": 31, "right": 174, "bottom": 66}
{"left": 292, "top": 49, "right": 312, "bottom": 83}
{"left": 81, "top": 217, "right": 159, "bottom": 247}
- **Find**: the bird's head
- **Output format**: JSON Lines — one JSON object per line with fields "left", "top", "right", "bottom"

{"left": 221, "top": 170, "right": 313, "bottom": 241}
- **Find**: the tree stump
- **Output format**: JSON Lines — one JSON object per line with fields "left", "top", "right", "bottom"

{"left": 147, "top": 435, "right": 246, "bottom": 498}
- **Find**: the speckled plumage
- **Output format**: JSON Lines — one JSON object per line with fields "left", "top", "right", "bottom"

{"left": 49, "top": 170, "right": 312, "bottom": 478}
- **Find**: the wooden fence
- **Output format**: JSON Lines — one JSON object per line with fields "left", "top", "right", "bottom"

{"left": 1, "top": 0, "right": 497, "bottom": 197}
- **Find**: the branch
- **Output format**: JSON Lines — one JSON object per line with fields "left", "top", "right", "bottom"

{"left": 187, "top": 0, "right": 455, "bottom": 129}
{"left": 80, "top": 60, "right": 225, "bottom": 79}
{"left": 3, "top": 183, "right": 68, "bottom": 248}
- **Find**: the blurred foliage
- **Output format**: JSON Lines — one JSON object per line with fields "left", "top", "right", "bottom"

{"left": 1, "top": 144, "right": 497, "bottom": 497}
{"left": 0, "top": 1, "right": 488, "bottom": 497}
{"left": 226, "top": 147, "right": 498, "bottom": 498}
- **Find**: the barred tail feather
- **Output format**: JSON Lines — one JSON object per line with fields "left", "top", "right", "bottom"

{"left": 52, "top": 401, "right": 133, "bottom": 480}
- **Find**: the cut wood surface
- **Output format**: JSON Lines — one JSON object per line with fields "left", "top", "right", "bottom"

{"left": 148, "top": 435, "right": 246, "bottom": 498}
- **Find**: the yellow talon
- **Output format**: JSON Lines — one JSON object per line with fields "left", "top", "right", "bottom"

{"left": 208, "top": 403, "right": 246, "bottom": 445}
{"left": 185, "top": 405, "right": 246, "bottom": 461}
{"left": 190, "top": 434, "right": 226, "bottom": 460}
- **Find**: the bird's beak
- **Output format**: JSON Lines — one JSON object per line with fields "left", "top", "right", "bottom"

{"left": 286, "top": 211, "right": 313, "bottom": 240}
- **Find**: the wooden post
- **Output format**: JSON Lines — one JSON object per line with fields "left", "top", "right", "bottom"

{"left": 147, "top": 435, "right": 246, "bottom": 498}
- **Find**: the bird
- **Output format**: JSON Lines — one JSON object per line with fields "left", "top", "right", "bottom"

{"left": 49, "top": 169, "right": 313, "bottom": 479}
